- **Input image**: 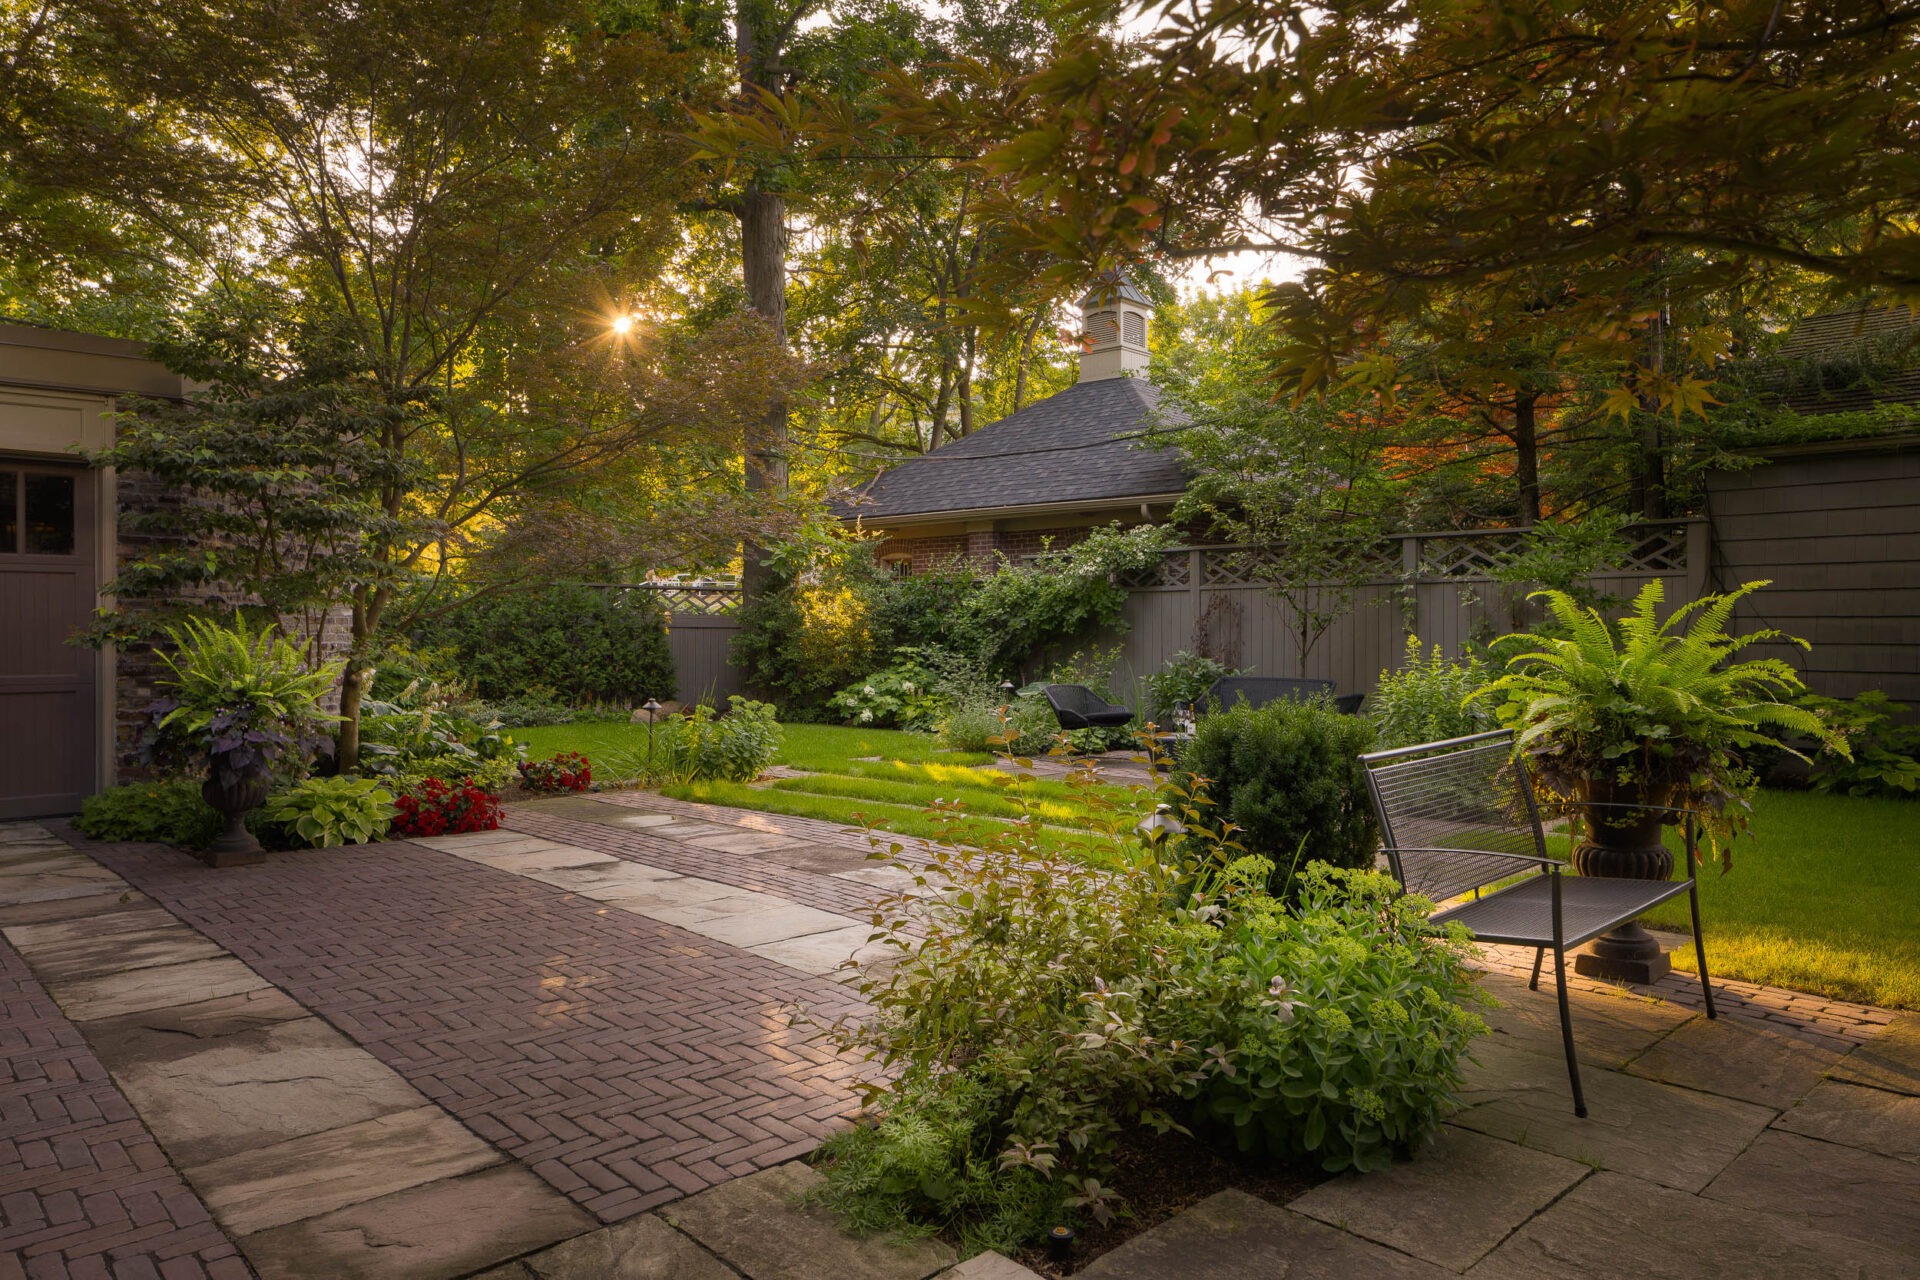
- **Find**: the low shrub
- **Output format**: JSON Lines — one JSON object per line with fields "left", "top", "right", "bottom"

{"left": 939, "top": 691, "right": 1056, "bottom": 755}
{"left": 357, "top": 683, "right": 523, "bottom": 791}
{"left": 1140, "top": 650, "right": 1244, "bottom": 727}
{"left": 598, "top": 698, "right": 784, "bottom": 785}
{"left": 391, "top": 777, "right": 503, "bottom": 837}
{"left": 816, "top": 789, "right": 1483, "bottom": 1252}
{"left": 519, "top": 751, "right": 593, "bottom": 793}
{"left": 413, "top": 581, "right": 675, "bottom": 704}
{"left": 260, "top": 776, "right": 396, "bottom": 848}
{"left": 1802, "top": 690, "right": 1920, "bottom": 798}
{"left": 481, "top": 693, "right": 581, "bottom": 729}
{"left": 828, "top": 654, "right": 945, "bottom": 730}
{"left": 74, "top": 781, "right": 222, "bottom": 848}
{"left": 1178, "top": 698, "right": 1378, "bottom": 897}
{"left": 1368, "top": 636, "right": 1498, "bottom": 749}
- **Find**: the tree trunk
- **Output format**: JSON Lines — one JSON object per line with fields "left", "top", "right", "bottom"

{"left": 957, "top": 325, "right": 976, "bottom": 438}
{"left": 1012, "top": 310, "right": 1044, "bottom": 411}
{"left": 1633, "top": 309, "right": 1667, "bottom": 520}
{"left": 735, "top": 6, "right": 791, "bottom": 606}
{"left": 1513, "top": 391, "right": 1541, "bottom": 526}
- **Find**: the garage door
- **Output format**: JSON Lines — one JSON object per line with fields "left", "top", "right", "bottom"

{"left": 0, "top": 461, "right": 97, "bottom": 818}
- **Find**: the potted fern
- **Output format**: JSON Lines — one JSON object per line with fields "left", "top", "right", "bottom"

{"left": 154, "top": 614, "right": 342, "bottom": 866}
{"left": 1477, "top": 579, "right": 1843, "bottom": 980}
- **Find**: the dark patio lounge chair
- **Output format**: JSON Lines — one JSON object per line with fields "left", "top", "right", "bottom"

{"left": 1042, "top": 684, "right": 1135, "bottom": 732}
{"left": 1205, "top": 676, "right": 1363, "bottom": 715}
{"left": 1359, "top": 729, "right": 1716, "bottom": 1118}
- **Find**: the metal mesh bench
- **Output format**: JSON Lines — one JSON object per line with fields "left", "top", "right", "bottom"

{"left": 1360, "top": 729, "right": 1716, "bottom": 1117}
{"left": 1042, "top": 684, "right": 1135, "bottom": 731}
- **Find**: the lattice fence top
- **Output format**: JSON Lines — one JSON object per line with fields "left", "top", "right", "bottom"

{"left": 1122, "top": 523, "right": 1693, "bottom": 590}
{"left": 593, "top": 583, "right": 742, "bottom": 615}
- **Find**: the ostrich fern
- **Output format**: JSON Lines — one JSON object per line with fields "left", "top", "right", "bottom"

{"left": 1477, "top": 580, "right": 1846, "bottom": 865}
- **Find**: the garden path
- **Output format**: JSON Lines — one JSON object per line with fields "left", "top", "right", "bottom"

{"left": 3, "top": 797, "right": 1916, "bottom": 1280}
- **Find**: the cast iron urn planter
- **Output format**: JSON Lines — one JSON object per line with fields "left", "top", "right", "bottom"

{"left": 200, "top": 758, "right": 272, "bottom": 867}
{"left": 1569, "top": 777, "right": 1674, "bottom": 983}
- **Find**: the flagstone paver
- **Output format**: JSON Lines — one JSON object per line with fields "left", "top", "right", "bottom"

{"left": 1700, "top": 1128, "right": 1920, "bottom": 1255}
{"left": 471, "top": 1212, "right": 739, "bottom": 1280}
{"left": 667, "top": 1162, "right": 957, "bottom": 1280}
{"left": 0, "top": 933, "right": 247, "bottom": 1280}
{"left": 1077, "top": 1188, "right": 1454, "bottom": 1279}
{"left": 1464, "top": 1170, "right": 1917, "bottom": 1279}
{"left": 1772, "top": 1078, "right": 1920, "bottom": 1163}
{"left": 1289, "top": 1125, "right": 1588, "bottom": 1272}
{"left": 1623, "top": 1008, "right": 1848, "bottom": 1108}
{"left": 1826, "top": 1013, "right": 1920, "bottom": 1094}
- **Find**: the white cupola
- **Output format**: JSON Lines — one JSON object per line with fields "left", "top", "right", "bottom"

{"left": 1077, "top": 273, "right": 1153, "bottom": 383}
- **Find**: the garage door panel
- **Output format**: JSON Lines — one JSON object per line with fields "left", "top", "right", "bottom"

{"left": 0, "top": 689, "right": 89, "bottom": 818}
{"left": 0, "top": 557, "right": 93, "bottom": 673}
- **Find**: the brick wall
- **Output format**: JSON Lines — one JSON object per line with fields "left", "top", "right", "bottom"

{"left": 875, "top": 526, "right": 1092, "bottom": 574}
{"left": 110, "top": 470, "right": 352, "bottom": 780}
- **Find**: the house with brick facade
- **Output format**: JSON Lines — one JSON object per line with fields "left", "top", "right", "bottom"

{"left": 836, "top": 278, "right": 1189, "bottom": 572}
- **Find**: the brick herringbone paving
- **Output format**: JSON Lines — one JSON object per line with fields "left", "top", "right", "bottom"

{"left": 70, "top": 838, "right": 870, "bottom": 1224}
{"left": 0, "top": 938, "right": 250, "bottom": 1280}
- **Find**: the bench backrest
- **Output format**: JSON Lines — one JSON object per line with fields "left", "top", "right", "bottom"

{"left": 1043, "top": 684, "right": 1115, "bottom": 716}
{"left": 1359, "top": 730, "right": 1548, "bottom": 901}
{"left": 1205, "top": 676, "right": 1336, "bottom": 711}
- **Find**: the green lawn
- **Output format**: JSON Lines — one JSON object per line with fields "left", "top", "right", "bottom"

{"left": 1637, "top": 790, "right": 1920, "bottom": 1011}
{"left": 515, "top": 719, "right": 1918, "bottom": 1010}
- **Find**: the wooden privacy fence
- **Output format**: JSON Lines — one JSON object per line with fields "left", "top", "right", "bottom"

{"left": 621, "top": 520, "right": 1709, "bottom": 709}
{"left": 1105, "top": 521, "right": 1709, "bottom": 703}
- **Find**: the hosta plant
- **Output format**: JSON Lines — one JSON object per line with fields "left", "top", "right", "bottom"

{"left": 261, "top": 776, "right": 396, "bottom": 847}
{"left": 1477, "top": 579, "right": 1846, "bottom": 862}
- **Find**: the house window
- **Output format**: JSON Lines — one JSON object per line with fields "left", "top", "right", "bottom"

{"left": 1085, "top": 310, "right": 1118, "bottom": 345}
{"left": 0, "top": 469, "right": 76, "bottom": 555}
{"left": 884, "top": 556, "right": 913, "bottom": 579}
{"left": 1123, "top": 312, "right": 1145, "bottom": 347}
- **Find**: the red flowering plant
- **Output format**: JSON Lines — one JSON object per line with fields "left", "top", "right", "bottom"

{"left": 391, "top": 777, "right": 502, "bottom": 837}
{"left": 517, "top": 751, "right": 592, "bottom": 794}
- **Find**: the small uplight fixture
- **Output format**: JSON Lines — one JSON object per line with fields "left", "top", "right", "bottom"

{"left": 1047, "top": 1224, "right": 1077, "bottom": 1266}
{"left": 1135, "top": 802, "right": 1187, "bottom": 845}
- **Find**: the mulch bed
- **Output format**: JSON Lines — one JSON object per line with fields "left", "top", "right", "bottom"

{"left": 1010, "top": 1126, "right": 1324, "bottom": 1276}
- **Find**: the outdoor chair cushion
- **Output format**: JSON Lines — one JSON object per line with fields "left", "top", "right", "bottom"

{"left": 1042, "top": 684, "right": 1135, "bottom": 731}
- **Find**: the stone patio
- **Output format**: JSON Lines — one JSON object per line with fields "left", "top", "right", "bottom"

{"left": 3, "top": 801, "right": 1917, "bottom": 1279}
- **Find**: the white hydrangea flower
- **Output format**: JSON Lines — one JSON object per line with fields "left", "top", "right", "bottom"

{"left": 864, "top": 685, "right": 876, "bottom": 695}
{"left": 859, "top": 709, "right": 874, "bottom": 722}
{"left": 901, "top": 681, "right": 915, "bottom": 693}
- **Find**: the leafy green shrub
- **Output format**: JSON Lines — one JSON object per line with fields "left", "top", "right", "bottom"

{"left": 412, "top": 582, "right": 674, "bottom": 704}
{"left": 1170, "top": 866, "right": 1485, "bottom": 1169}
{"left": 1802, "top": 691, "right": 1920, "bottom": 798}
{"left": 828, "top": 653, "right": 945, "bottom": 730}
{"left": 1368, "top": 636, "right": 1498, "bottom": 749}
{"left": 1140, "top": 650, "right": 1243, "bottom": 726}
{"left": 478, "top": 693, "right": 580, "bottom": 728}
{"left": 75, "top": 781, "right": 223, "bottom": 848}
{"left": 817, "top": 778, "right": 1483, "bottom": 1251}
{"left": 357, "top": 683, "right": 522, "bottom": 793}
{"left": 603, "top": 698, "right": 784, "bottom": 785}
{"left": 260, "top": 777, "right": 396, "bottom": 848}
{"left": 939, "top": 691, "right": 1056, "bottom": 755}
{"left": 1178, "top": 698, "right": 1378, "bottom": 896}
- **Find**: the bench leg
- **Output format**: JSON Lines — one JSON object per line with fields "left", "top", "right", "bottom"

{"left": 1554, "top": 942, "right": 1587, "bottom": 1118}
{"left": 1689, "top": 880, "right": 1717, "bottom": 1020}
{"left": 1529, "top": 947, "right": 1544, "bottom": 991}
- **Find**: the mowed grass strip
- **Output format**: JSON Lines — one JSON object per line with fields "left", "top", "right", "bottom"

{"left": 1640, "top": 789, "right": 1920, "bottom": 1010}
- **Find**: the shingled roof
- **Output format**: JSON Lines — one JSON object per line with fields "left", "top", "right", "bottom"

{"left": 837, "top": 377, "right": 1188, "bottom": 523}
{"left": 1772, "top": 306, "right": 1920, "bottom": 416}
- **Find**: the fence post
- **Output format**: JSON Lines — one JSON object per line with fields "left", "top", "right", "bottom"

{"left": 1684, "top": 520, "right": 1710, "bottom": 600}
{"left": 1401, "top": 533, "right": 1422, "bottom": 640}
{"left": 1188, "top": 547, "right": 1202, "bottom": 632}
